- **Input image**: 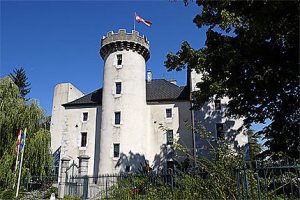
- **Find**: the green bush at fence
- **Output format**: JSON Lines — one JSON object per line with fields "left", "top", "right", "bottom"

{"left": 43, "top": 186, "right": 58, "bottom": 199}
{"left": 107, "top": 128, "right": 299, "bottom": 200}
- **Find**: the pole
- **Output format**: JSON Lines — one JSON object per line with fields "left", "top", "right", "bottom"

{"left": 13, "top": 130, "right": 21, "bottom": 189}
{"left": 16, "top": 128, "right": 27, "bottom": 198}
{"left": 13, "top": 146, "right": 20, "bottom": 189}
{"left": 134, "top": 12, "right": 136, "bottom": 31}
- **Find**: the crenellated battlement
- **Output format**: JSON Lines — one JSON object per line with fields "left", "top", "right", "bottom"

{"left": 100, "top": 29, "right": 150, "bottom": 61}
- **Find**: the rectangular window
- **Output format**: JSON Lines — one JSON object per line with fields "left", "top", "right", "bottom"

{"left": 167, "top": 130, "right": 174, "bottom": 145}
{"left": 167, "top": 161, "right": 174, "bottom": 170}
{"left": 214, "top": 100, "right": 221, "bottom": 110}
{"left": 216, "top": 123, "right": 224, "bottom": 139}
{"left": 166, "top": 108, "right": 172, "bottom": 118}
{"left": 125, "top": 165, "right": 131, "bottom": 172}
{"left": 83, "top": 112, "right": 88, "bottom": 121}
{"left": 113, "top": 143, "right": 120, "bottom": 158}
{"left": 115, "top": 112, "right": 121, "bottom": 125}
{"left": 117, "top": 54, "right": 122, "bottom": 65}
{"left": 81, "top": 132, "right": 87, "bottom": 147}
{"left": 116, "top": 82, "right": 121, "bottom": 94}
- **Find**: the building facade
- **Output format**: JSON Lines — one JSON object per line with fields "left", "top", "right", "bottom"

{"left": 50, "top": 29, "right": 248, "bottom": 176}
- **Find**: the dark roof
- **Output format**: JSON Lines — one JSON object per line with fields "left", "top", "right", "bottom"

{"left": 63, "top": 79, "right": 190, "bottom": 107}
{"left": 146, "top": 79, "right": 190, "bottom": 102}
{"left": 63, "top": 88, "right": 103, "bottom": 107}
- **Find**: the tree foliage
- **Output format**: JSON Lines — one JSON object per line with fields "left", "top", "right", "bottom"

{"left": 9, "top": 67, "right": 31, "bottom": 100}
{"left": 165, "top": 1, "right": 299, "bottom": 159}
{"left": 0, "top": 77, "right": 52, "bottom": 189}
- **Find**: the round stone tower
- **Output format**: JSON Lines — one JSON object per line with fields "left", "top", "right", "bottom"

{"left": 99, "top": 29, "right": 150, "bottom": 174}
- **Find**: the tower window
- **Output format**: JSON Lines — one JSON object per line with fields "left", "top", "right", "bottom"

{"left": 113, "top": 143, "right": 120, "bottom": 158}
{"left": 117, "top": 54, "right": 122, "bottom": 65}
{"left": 81, "top": 132, "right": 87, "bottom": 147}
{"left": 166, "top": 130, "right": 174, "bottom": 145}
{"left": 166, "top": 108, "right": 172, "bottom": 118}
{"left": 216, "top": 123, "right": 224, "bottom": 139}
{"left": 214, "top": 100, "right": 221, "bottom": 110}
{"left": 116, "top": 82, "right": 122, "bottom": 94}
{"left": 115, "top": 112, "right": 121, "bottom": 125}
{"left": 83, "top": 112, "right": 88, "bottom": 121}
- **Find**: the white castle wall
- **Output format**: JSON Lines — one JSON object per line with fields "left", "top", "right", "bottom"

{"left": 190, "top": 69, "right": 248, "bottom": 157}
{"left": 61, "top": 105, "right": 101, "bottom": 176}
{"left": 148, "top": 101, "right": 193, "bottom": 169}
{"left": 50, "top": 83, "right": 84, "bottom": 153}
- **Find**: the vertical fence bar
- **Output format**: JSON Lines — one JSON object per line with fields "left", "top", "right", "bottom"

{"left": 271, "top": 169, "right": 276, "bottom": 199}
{"left": 244, "top": 167, "right": 249, "bottom": 200}
{"left": 279, "top": 162, "right": 286, "bottom": 200}
{"left": 237, "top": 169, "right": 241, "bottom": 200}
{"left": 105, "top": 178, "right": 108, "bottom": 200}
{"left": 255, "top": 161, "right": 261, "bottom": 200}
{"left": 241, "top": 169, "right": 245, "bottom": 200}
{"left": 295, "top": 159, "right": 300, "bottom": 198}
{"left": 263, "top": 167, "right": 268, "bottom": 199}
{"left": 287, "top": 159, "right": 293, "bottom": 197}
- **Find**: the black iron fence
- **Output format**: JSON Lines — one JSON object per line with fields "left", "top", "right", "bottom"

{"left": 23, "top": 175, "right": 57, "bottom": 192}
{"left": 19, "top": 160, "right": 299, "bottom": 199}
{"left": 236, "top": 160, "right": 300, "bottom": 200}
{"left": 65, "top": 171, "right": 178, "bottom": 199}
{"left": 63, "top": 160, "right": 299, "bottom": 200}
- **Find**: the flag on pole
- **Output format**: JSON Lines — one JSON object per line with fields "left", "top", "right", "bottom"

{"left": 19, "top": 129, "right": 27, "bottom": 153}
{"left": 15, "top": 130, "right": 22, "bottom": 153}
{"left": 135, "top": 13, "right": 152, "bottom": 27}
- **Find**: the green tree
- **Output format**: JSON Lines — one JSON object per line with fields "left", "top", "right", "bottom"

{"left": 0, "top": 77, "right": 52, "bottom": 189}
{"left": 9, "top": 67, "right": 31, "bottom": 100}
{"left": 247, "top": 129, "right": 262, "bottom": 161}
{"left": 165, "top": 1, "right": 299, "bottom": 159}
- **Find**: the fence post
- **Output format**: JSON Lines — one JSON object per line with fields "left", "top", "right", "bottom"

{"left": 78, "top": 155, "right": 90, "bottom": 199}
{"left": 58, "top": 157, "right": 70, "bottom": 199}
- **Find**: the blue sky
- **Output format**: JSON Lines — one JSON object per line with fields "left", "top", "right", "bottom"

{"left": 1, "top": 0, "right": 203, "bottom": 115}
{"left": 1, "top": 0, "right": 268, "bottom": 133}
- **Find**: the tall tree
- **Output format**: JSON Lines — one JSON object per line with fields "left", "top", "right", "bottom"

{"left": 0, "top": 77, "right": 52, "bottom": 189}
{"left": 9, "top": 67, "right": 31, "bottom": 100}
{"left": 165, "top": 1, "right": 299, "bottom": 159}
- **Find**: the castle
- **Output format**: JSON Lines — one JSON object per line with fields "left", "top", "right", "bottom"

{"left": 50, "top": 29, "right": 248, "bottom": 176}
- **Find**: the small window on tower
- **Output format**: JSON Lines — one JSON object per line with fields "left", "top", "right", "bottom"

{"left": 214, "top": 100, "right": 221, "bottom": 111}
{"left": 113, "top": 143, "right": 120, "bottom": 158}
{"left": 81, "top": 132, "right": 87, "bottom": 147}
{"left": 116, "top": 82, "right": 122, "bottom": 94}
{"left": 216, "top": 123, "right": 224, "bottom": 139}
{"left": 166, "top": 130, "right": 174, "bottom": 145}
{"left": 117, "top": 54, "right": 122, "bottom": 65}
{"left": 166, "top": 108, "right": 172, "bottom": 118}
{"left": 115, "top": 112, "right": 121, "bottom": 125}
{"left": 83, "top": 112, "right": 88, "bottom": 121}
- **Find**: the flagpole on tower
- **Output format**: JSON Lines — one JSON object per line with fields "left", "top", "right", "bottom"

{"left": 134, "top": 12, "right": 136, "bottom": 31}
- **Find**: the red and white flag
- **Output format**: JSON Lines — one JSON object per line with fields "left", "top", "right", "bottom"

{"left": 135, "top": 13, "right": 152, "bottom": 27}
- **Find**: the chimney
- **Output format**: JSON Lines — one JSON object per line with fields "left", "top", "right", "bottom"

{"left": 147, "top": 70, "right": 152, "bottom": 83}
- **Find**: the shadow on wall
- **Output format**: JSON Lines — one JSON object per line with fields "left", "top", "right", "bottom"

{"left": 93, "top": 106, "right": 102, "bottom": 177}
{"left": 114, "top": 144, "right": 175, "bottom": 173}
{"left": 194, "top": 101, "right": 247, "bottom": 157}
{"left": 115, "top": 151, "right": 147, "bottom": 173}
